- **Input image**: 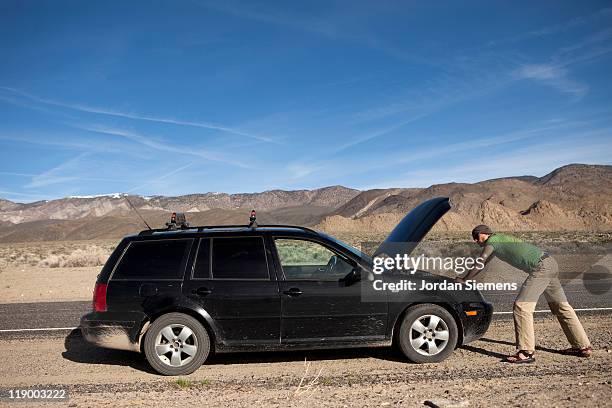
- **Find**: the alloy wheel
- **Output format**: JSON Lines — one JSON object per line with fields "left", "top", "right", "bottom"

{"left": 409, "top": 314, "right": 450, "bottom": 356}
{"left": 154, "top": 324, "right": 199, "bottom": 367}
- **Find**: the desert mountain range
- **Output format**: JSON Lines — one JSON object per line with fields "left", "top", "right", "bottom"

{"left": 0, "top": 164, "right": 610, "bottom": 242}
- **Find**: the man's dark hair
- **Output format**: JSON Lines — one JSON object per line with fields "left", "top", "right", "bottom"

{"left": 472, "top": 224, "right": 493, "bottom": 240}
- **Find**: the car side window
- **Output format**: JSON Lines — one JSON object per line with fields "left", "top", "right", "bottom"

{"left": 211, "top": 237, "right": 269, "bottom": 280}
{"left": 112, "top": 239, "right": 192, "bottom": 280}
{"left": 274, "top": 238, "right": 354, "bottom": 281}
{"left": 192, "top": 238, "right": 211, "bottom": 279}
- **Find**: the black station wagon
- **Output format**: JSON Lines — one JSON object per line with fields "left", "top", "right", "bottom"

{"left": 81, "top": 197, "right": 493, "bottom": 375}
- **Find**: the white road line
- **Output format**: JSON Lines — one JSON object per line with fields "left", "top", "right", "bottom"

{"left": 493, "top": 307, "right": 612, "bottom": 315}
{"left": 0, "top": 327, "right": 77, "bottom": 333}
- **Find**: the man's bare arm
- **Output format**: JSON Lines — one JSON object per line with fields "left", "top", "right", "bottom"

{"left": 458, "top": 244, "right": 494, "bottom": 281}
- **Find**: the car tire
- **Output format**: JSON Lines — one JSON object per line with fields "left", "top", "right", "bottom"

{"left": 396, "top": 304, "right": 458, "bottom": 363}
{"left": 143, "top": 312, "right": 210, "bottom": 376}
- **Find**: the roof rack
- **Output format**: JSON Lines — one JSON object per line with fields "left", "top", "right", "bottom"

{"left": 138, "top": 224, "right": 319, "bottom": 236}
{"left": 257, "top": 224, "right": 319, "bottom": 235}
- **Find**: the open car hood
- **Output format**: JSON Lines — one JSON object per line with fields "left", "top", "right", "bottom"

{"left": 373, "top": 196, "right": 451, "bottom": 258}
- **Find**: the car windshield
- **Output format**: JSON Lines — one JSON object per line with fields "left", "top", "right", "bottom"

{"left": 317, "top": 232, "right": 372, "bottom": 263}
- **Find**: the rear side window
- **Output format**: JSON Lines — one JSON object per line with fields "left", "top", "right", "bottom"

{"left": 212, "top": 237, "right": 269, "bottom": 280}
{"left": 112, "top": 239, "right": 192, "bottom": 280}
{"left": 192, "top": 238, "right": 211, "bottom": 279}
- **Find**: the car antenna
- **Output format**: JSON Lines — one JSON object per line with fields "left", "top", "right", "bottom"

{"left": 124, "top": 195, "right": 152, "bottom": 230}
{"left": 248, "top": 209, "right": 258, "bottom": 228}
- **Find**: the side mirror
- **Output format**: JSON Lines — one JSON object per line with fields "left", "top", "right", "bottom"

{"left": 340, "top": 268, "right": 360, "bottom": 285}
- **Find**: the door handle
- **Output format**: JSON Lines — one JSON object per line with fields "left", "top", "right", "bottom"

{"left": 283, "top": 288, "right": 303, "bottom": 297}
{"left": 139, "top": 283, "right": 158, "bottom": 297}
{"left": 192, "top": 287, "right": 212, "bottom": 297}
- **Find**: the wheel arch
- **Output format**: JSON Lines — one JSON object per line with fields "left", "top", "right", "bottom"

{"left": 138, "top": 306, "right": 219, "bottom": 354}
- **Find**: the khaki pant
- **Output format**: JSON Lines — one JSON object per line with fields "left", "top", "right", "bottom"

{"left": 513, "top": 256, "right": 591, "bottom": 352}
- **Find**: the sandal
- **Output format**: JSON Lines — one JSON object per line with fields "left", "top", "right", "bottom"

{"left": 505, "top": 350, "right": 535, "bottom": 364}
{"left": 561, "top": 346, "right": 592, "bottom": 357}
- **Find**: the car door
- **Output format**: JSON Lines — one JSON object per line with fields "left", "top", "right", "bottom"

{"left": 182, "top": 236, "right": 281, "bottom": 346}
{"left": 107, "top": 238, "right": 193, "bottom": 315}
{"left": 273, "top": 237, "right": 387, "bottom": 343}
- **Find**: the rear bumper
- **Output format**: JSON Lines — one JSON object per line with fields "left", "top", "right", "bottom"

{"left": 80, "top": 311, "right": 146, "bottom": 352}
{"left": 457, "top": 301, "right": 493, "bottom": 344}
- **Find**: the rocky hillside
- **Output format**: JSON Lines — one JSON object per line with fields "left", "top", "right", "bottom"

{"left": 317, "top": 164, "right": 612, "bottom": 233}
{"left": 0, "top": 164, "right": 610, "bottom": 242}
{"left": 0, "top": 186, "right": 359, "bottom": 224}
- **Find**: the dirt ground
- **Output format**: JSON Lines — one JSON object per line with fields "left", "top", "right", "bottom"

{"left": 0, "top": 265, "right": 99, "bottom": 303}
{"left": 1, "top": 315, "right": 610, "bottom": 407}
{"left": 0, "top": 239, "right": 114, "bottom": 303}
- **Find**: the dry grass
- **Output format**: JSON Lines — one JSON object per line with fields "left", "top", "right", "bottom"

{"left": 0, "top": 231, "right": 608, "bottom": 270}
{"left": 37, "top": 245, "right": 111, "bottom": 268}
{"left": 291, "top": 358, "right": 323, "bottom": 399}
{"left": 0, "top": 239, "right": 116, "bottom": 269}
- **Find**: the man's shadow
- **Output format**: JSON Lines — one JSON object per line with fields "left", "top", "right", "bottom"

{"left": 461, "top": 337, "right": 565, "bottom": 361}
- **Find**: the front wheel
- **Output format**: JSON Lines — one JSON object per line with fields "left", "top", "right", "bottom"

{"left": 143, "top": 313, "right": 210, "bottom": 375}
{"left": 396, "top": 304, "right": 458, "bottom": 363}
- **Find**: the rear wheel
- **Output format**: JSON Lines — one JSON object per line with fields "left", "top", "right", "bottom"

{"left": 144, "top": 313, "right": 210, "bottom": 375}
{"left": 396, "top": 304, "right": 458, "bottom": 363}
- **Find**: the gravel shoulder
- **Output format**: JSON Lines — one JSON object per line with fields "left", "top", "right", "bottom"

{"left": 1, "top": 315, "right": 610, "bottom": 407}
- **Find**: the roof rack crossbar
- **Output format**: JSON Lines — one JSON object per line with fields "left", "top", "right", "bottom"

{"left": 138, "top": 224, "right": 319, "bottom": 236}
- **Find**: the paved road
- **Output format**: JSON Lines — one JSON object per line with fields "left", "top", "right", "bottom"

{"left": 482, "top": 278, "right": 612, "bottom": 313}
{"left": 0, "top": 280, "right": 610, "bottom": 335}
{"left": 0, "top": 301, "right": 90, "bottom": 331}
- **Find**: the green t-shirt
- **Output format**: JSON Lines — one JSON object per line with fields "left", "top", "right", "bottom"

{"left": 485, "top": 233, "right": 543, "bottom": 272}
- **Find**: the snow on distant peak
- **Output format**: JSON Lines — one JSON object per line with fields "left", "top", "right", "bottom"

{"left": 68, "top": 193, "right": 129, "bottom": 199}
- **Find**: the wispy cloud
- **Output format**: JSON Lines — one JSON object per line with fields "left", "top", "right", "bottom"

{"left": 514, "top": 63, "right": 588, "bottom": 97}
{"left": 486, "top": 7, "right": 612, "bottom": 47}
{"left": 285, "top": 162, "right": 321, "bottom": 180}
{"left": 0, "top": 87, "right": 278, "bottom": 143}
{"left": 77, "top": 124, "right": 251, "bottom": 168}
{"left": 127, "top": 162, "right": 196, "bottom": 193}
{"left": 0, "top": 171, "right": 37, "bottom": 178}
{"left": 198, "top": 1, "right": 439, "bottom": 68}
{"left": 0, "top": 190, "right": 55, "bottom": 202}
{"left": 365, "top": 121, "right": 608, "bottom": 173}
{"left": 512, "top": 26, "right": 612, "bottom": 98}
{"left": 332, "top": 114, "right": 429, "bottom": 153}
{"left": 347, "top": 25, "right": 612, "bottom": 148}
{"left": 336, "top": 71, "right": 517, "bottom": 151}
{"left": 25, "top": 152, "right": 92, "bottom": 188}
{"left": 23, "top": 152, "right": 134, "bottom": 189}
{"left": 0, "top": 132, "right": 152, "bottom": 158}
{"left": 360, "top": 137, "right": 612, "bottom": 189}
{"left": 293, "top": 119, "right": 599, "bottom": 186}
{"left": 198, "top": 1, "right": 365, "bottom": 42}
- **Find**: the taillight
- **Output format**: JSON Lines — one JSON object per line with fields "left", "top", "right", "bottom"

{"left": 93, "top": 283, "right": 107, "bottom": 312}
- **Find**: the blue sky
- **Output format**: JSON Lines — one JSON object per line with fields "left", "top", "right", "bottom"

{"left": 1, "top": 1, "right": 611, "bottom": 202}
